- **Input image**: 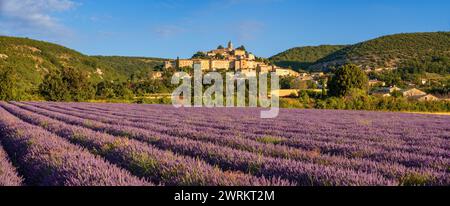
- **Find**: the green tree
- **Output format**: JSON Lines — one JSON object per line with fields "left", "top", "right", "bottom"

{"left": 39, "top": 71, "right": 71, "bottom": 101}
{"left": 62, "top": 67, "right": 95, "bottom": 101}
{"left": 215, "top": 53, "right": 225, "bottom": 60}
{"left": 328, "top": 64, "right": 369, "bottom": 97}
{"left": 237, "top": 45, "right": 246, "bottom": 51}
{"left": 39, "top": 67, "right": 94, "bottom": 101}
{"left": 391, "top": 90, "right": 403, "bottom": 98}
{"left": 192, "top": 51, "right": 207, "bottom": 59}
{"left": 0, "top": 67, "right": 22, "bottom": 100}
{"left": 320, "top": 78, "right": 328, "bottom": 97}
{"left": 280, "top": 75, "right": 296, "bottom": 89}
{"left": 96, "top": 81, "right": 116, "bottom": 99}
{"left": 114, "top": 82, "right": 134, "bottom": 100}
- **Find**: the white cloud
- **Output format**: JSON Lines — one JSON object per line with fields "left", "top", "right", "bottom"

{"left": 0, "top": 0, "right": 77, "bottom": 37}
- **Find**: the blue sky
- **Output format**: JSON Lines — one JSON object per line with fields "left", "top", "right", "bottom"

{"left": 1, "top": 0, "right": 449, "bottom": 58}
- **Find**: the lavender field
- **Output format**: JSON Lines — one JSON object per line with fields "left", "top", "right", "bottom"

{"left": 0, "top": 101, "right": 448, "bottom": 186}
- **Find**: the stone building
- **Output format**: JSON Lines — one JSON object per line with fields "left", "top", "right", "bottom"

{"left": 371, "top": 87, "right": 440, "bottom": 101}
{"left": 412, "top": 94, "right": 439, "bottom": 101}
{"left": 164, "top": 41, "right": 297, "bottom": 77}
{"left": 402, "top": 88, "right": 427, "bottom": 97}
{"left": 402, "top": 88, "right": 440, "bottom": 101}
{"left": 164, "top": 41, "right": 268, "bottom": 71}
{"left": 370, "top": 86, "right": 402, "bottom": 97}
{"left": 275, "top": 68, "right": 300, "bottom": 77}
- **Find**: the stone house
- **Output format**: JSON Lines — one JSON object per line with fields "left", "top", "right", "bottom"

{"left": 402, "top": 88, "right": 427, "bottom": 97}
{"left": 412, "top": 94, "right": 440, "bottom": 101}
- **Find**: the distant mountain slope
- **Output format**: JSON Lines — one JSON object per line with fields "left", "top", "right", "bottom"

{"left": 310, "top": 32, "right": 450, "bottom": 71}
{"left": 269, "top": 45, "right": 347, "bottom": 71}
{"left": 0, "top": 36, "right": 164, "bottom": 93}
{"left": 270, "top": 32, "right": 450, "bottom": 72}
{"left": 93, "top": 56, "right": 166, "bottom": 78}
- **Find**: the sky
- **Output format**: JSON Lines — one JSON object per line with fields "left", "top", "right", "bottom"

{"left": 0, "top": 0, "right": 449, "bottom": 58}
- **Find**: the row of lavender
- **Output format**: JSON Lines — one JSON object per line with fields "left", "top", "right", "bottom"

{"left": 0, "top": 146, "right": 22, "bottom": 186}
{"left": 44, "top": 102, "right": 448, "bottom": 165}
{"left": 5, "top": 102, "right": 387, "bottom": 185}
{"left": 0, "top": 105, "right": 150, "bottom": 186}
{"left": 1, "top": 101, "right": 448, "bottom": 185}
{"left": 45, "top": 102, "right": 449, "bottom": 158}
{"left": 82, "top": 103, "right": 450, "bottom": 149}
{"left": 73, "top": 103, "right": 449, "bottom": 159}
{"left": 0, "top": 102, "right": 288, "bottom": 186}
{"left": 20, "top": 101, "right": 449, "bottom": 184}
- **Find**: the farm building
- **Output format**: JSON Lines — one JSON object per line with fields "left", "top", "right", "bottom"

{"left": 402, "top": 88, "right": 427, "bottom": 97}
{"left": 410, "top": 94, "right": 440, "bottom": 102}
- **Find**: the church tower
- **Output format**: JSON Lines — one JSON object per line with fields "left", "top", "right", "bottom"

{"left": 227, "top": 41, "right": 234, "bottom": 50}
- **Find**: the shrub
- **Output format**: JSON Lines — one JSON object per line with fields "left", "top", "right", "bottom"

{"left": 329, "top": 64, "right": 369, "bottom": 97}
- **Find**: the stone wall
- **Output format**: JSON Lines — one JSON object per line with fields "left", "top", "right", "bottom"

{"left": 178, "top": 60, "right": 194, "bottom": 68}
{"left": 234, "top": 49, "right": 246, "bottom": 56}
{"left": 257, "top": 65, "right": 274, "bottom": 73}
{"left": 165, "top": 58, "right": 274, "bottom": 72}
{"left": 276, "top": 68, "right": 300, "bottom": 77}
{"left": 211, "top": 60, "right": 232, "bottom": 70}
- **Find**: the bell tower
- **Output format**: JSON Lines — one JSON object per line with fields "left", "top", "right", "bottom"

{"left": 227, "top": 41, "right": 234, "bottom": 50}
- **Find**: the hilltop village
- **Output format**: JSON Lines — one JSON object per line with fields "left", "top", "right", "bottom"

{"left": 162, "top": 41, "right": 443, "bottom": 101}
{"left": 164, "top": 41, "right": 299, "bottom": 77}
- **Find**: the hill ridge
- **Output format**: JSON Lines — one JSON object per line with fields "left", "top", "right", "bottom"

{"left": 270, "top": 31, "right": 450, "bottom": 72}
{"left": 0, "top": 36, "right": 165, "bottom": 95}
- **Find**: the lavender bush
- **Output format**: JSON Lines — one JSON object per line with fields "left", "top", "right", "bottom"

{"left": 0, "top": 106, "right": 150, "bottom": 186}
{"left": 0, "top": 102, "right": 286, "bottom": 186}
{"left": 0, "top": 146, "right": 23, "bottom": 186}
{"left": 1, "top": 101, "right": 449, "bottom": 186}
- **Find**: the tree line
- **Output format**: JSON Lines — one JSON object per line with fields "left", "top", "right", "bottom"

{"left": 0, "top": 66, "right": 177, "bottom": 102}
{"left": 280, "top": 64, "right": 450, "bottom": 112}
{"left": 1, "top": 64, "right": 449, "bottom": 112}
